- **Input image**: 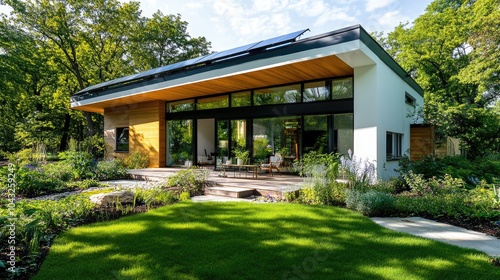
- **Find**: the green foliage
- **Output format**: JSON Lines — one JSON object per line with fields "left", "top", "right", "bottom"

{"left": 402, "top": 171, "right": 465, "bottom": 196}
{"left": 58, "top": 151, "right": 95, "bottom": 180}
{"left": 95, "top": 159, "right": 129, "bottom": 180}
{"left": 383, "top": 0, "right": 500, "bottom": 158}
{"left": 394, "top": 192, "right": 479, "bottom": 219}
{"left": 42, "top": 161, "right": 74, "bottom": 182}
{"left": 233, "top": 148, "right": 249, "bottom": 164}
{"left": 124, "top": 151, "right": 150, "bottom": 169}
{"left": 345, "top": 189, "right": 396, "bottom": 217}
{"left": 166, "top": 167, "right": 210, "bottom": 196}
{"left": 339, "top": 150, "right": 376, "bottom": 190}
{"left": 252, "top": 137, "right": 272, "bottom": 162}
{"left": 179, "top": 191, "right": 191, "bottom": 202}
{"left": 13, "top": 165, "right": 66, "bottom": 197}
{"left": 134, "top": 188, "right": 178, "bottom": 209}
{"left": 291, "top": 180, "right": 347, "bottom": 206}
{"left": 398, "top": 154, "right": 500, "bottom": 186}
{"left": 297, "top": 151, "right": 340, "bottom": 181}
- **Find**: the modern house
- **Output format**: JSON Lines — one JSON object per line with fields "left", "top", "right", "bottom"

{"left": 71, "top": 25, "right": 424, "bottom": 179}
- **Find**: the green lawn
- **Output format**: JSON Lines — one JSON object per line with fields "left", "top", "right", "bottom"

{"left": 34, "top": 202, "right": 499, "bottom": 280}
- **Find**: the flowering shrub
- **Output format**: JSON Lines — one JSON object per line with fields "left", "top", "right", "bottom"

{"left": 339, "top": 149, "right": 376, "bottom": 190}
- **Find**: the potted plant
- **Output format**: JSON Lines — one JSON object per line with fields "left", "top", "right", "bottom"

{"left": 233, "top": 149, "right": 249, "bottom": 165}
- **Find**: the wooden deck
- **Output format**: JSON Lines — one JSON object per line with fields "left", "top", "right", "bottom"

{"left": 128, "top": 167, "right": 304, "bottom": 198}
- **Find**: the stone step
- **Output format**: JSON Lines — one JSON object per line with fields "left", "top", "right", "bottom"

{"left": 204, "top": 186, "right": 255, "bottom": 198}
{"left": 216, "top": 183, "right": 287, "bottom": 199}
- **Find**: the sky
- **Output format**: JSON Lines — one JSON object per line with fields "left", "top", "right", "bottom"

{"left": 0, "top": 0, "right": 434, "bottom": 52}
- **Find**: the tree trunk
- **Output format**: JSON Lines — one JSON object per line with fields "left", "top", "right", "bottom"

{"left": 84, "top": 111, "right": 96, "bottom": 136}
{"left": 59, "top": 113, "right": 71, "bottom": 151}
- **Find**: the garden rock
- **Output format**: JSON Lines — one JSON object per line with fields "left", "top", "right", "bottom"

{"left": 89, "top": 190, "right": 134, "bottom": 206}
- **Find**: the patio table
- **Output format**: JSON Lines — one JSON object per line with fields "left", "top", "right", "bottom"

{"left": 221, "top": 164, "right": 259, "bottom": 178}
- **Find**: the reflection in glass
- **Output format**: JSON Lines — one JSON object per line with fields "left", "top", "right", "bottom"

{"left": 231, "top": 91, "right": 251, "bottom": 107}
{"left": 167, "top": 119, "right": 193, "bottom": 165}
{"left": 303, "top": 81, "right": 329, "bottom": 102}
{"left": 197, "top": 95, "right": 229, "bottom": 110}
{"left": 167, "top": 100, "right": 194, "bottom": 113}
{"left": 253, "top": 117, "right": 301, "bottom": 163}
{"left": 303, "top": 115, "right": 328, "bottom": 153}
{"left": 332, "top": 78, "right": 353, "bottom": 99}
{"left": 254, "top": 84, "right": 301, "bottom": 105}
{"left": 334, "top": 113, "right": 353, "bottom": 155}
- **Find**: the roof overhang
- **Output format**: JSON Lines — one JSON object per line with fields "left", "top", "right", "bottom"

{"left": 71, "top": 25, "right": 423, "bottom": 113}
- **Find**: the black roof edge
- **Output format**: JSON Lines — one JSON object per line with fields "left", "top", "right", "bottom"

{"left": 357, "top": 25, "right": 424, "bottom": 97}
{"left": 71, "top": 24, "right": 423, "bottom": 103}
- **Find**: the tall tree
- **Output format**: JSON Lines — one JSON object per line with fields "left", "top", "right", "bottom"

{"left": 130, "top": 11, "right": 211, "bottom": 71}
{"left": 383, "top": 0, "right": 500, "bottom": 159}
{"left": 2, "top": 0, "right": 211, "bottom": 153}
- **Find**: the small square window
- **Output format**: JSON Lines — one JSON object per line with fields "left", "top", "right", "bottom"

{"left": 405, "top": 92, "right": 416, "bottom": 106}
{"left": 386, "top": 132, "right": 403, "bottom": 160}
{"left": 116, "top": 127, "right": 129, "bottom": 152}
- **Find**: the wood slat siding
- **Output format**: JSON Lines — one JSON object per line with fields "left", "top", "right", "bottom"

{"left": 104, "top": 101, "right": 165, "bottom": 167}
{"left": 103, "top": 110, "right": 129, "bottom": 162}
{"left": 75, "top": 55, "right": 353, "bottom": 113}
{"left": 410, "top": 125, "right": 435, "bottom": 160}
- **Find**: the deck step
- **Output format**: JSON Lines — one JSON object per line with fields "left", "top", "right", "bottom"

{"left": 205, "top": 186, "right": 255, "bottom": 198}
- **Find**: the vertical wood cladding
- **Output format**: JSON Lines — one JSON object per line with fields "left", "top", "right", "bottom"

{"left": 104, "top": 101, "right": 165, "bottom": 167}
{"left": 410, "top": 125, "right": 435, "bottom": 160}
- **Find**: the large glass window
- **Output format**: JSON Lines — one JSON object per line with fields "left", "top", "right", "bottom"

{"left": 334, "top": 113, "right": 354, "bottom": 155}
{"left": 217, "top": 120, "right": 229, "bottom": 165}
{"left": 197, "top": 95, "right": 229, "bottom": 110}
{"left": 254, "top": 84, "right": 301, "bottom": 105}
{"left": 167, "top": 119, "right": 193, "bottom": 165}
{"left": 167, "top": 100, "right": 194, "bottom": 113}
{"left": 231, "top": 91, "right": 251, "bottom": 107}
{"left": 253, "top": 117, "right": 300, "bottom": 163}
{"left": 115, "top": 127, "right": 129, "bottom": 152}
{"left": 303, "top": 81, "right": 329, "bottom": 102}
{"left": 332, "top": 78, "right": 353, "bottom": 99}
{"left": 303, "top": 115, "right": 328, "bottom": 153}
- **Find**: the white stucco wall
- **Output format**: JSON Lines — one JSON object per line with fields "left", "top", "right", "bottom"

{"left": 352, "top": 42, "right": 424, "bottom": 180}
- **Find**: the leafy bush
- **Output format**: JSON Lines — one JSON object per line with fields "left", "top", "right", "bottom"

{"left": 345, "top": 189, "right": 396, "bottom": 217}
{"left": 179, "top": 191, "right": 191, "bottom": 201}
{"left": 398, "top": 154, "right": 500, "bottom": 186}
{"left": 135, "top": 188, "right": 178, "bottom": 209}
{"left": 124, "top": 151, "right": 149, "bottom": 169}
{"left": 59, "top": 151, "right": 95, "bottom": 180}
{"left": 95, "top": 159, "right": 129, "bottom": 180}
{"left": 395, "top": 193, "right": 472, "bottom": 219}
{"left": 15, "top": 166, "right": 66, "bottom": 197}
{"left": 42, "top": 161, "right": 74, "bottom": 181}
{"left": 372, "top": 177, "right": 407, "bottom": 194}
{"left": 402, "top": 171, "right": 465, "bottom": 196}
{"left": 292, "top": 180, "right": 347, "bottom": 206}
{"left": 296, "top": 151, "right": 340, "bottom": 181}
{"left": 166, "top": 167, "right": 210, "bottom": 196}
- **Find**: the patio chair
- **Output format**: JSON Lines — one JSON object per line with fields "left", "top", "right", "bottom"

{"left": 260, "top": 154, "right": 282, "bottom": 176}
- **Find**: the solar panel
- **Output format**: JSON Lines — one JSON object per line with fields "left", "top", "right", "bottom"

{"left": 195, "top": 41, "right": 261, "bottom": 64}
{"left": 249, "top": 29, "right": 309, "bottom": 51}
{"left": 77, "top": 28, "right": 310, "bottom": 96}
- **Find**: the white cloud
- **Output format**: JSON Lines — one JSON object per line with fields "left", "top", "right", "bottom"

{"left": 365, "top": 0, "right": 395, "bottom": 12}
{"left": 377, "top": 10, "right": 410, "bottom": 30}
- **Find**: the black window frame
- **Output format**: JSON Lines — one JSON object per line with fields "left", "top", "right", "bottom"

{"left": 116, "top": 127, "right": 129, "bottom": 152}
{"left": 386, "top": 132, "right": 403, "bottom": 160}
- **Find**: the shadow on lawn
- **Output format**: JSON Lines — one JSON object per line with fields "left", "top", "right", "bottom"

{"left": 33, "top": 202, "right": 499, "bottom": 280}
